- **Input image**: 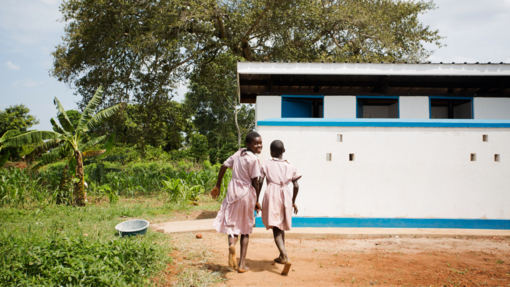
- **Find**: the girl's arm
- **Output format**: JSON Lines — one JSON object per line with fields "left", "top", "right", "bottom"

{"left": 252, "top": 177, "right": 261, "bottom": 212}
{"left": 258, "top": 176, "right": 265, "bottom": 201}
{"left": 291, "top": 179, "right": 299, "bottom": 214}
{"left": 210, "top": 164, "right": 228, "bottom": 198}
{"left": 214, "top": 164, "right": 229, "bottom": 189}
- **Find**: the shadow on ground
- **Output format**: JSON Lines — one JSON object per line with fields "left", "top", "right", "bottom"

{"left": 195, "top": 210, "right": 218, "bottom": 219}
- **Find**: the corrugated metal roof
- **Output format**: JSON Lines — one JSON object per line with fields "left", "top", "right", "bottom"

{"left": 237, "top": 62, "right": 510, "bottom": 103}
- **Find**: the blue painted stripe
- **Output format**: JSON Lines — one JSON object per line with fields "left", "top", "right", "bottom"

{"left": 254, "top": 217, "right": 510, "bottom": 230}
{"left": 257, "top": 118, "right": 510, "bottom": 128}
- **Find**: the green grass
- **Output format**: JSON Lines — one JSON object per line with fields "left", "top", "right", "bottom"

{"left": 0, "top": 196, "right": 221, "bottom": 286}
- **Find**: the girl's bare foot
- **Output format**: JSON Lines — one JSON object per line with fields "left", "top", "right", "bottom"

{"left": 228, "top": 245, "right": 237, "bottom": 270}
{"left": 238, "top": 265, "right": 250, "bottom": 273}
{"left": 274, "top": 256, "right": 286, "bottom": 264}
{"left": 281, "top": 261, "right": 292, "bottom": 275}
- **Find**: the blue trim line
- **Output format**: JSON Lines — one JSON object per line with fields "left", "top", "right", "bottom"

{"left": 254, "top": 217, "right": 510, "bottom": 230}
{"left": 257, "top": 118, "right": 510, "bottom": 128}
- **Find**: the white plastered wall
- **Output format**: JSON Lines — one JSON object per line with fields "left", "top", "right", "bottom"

{"left": 399, "top": 96, "right": 429, "bottom": 119}
{"left": 474, "top": 98, "right": 510, "bottom": 119}
{"left": 257, "top": 126, "right": 510, "bottom": 219}
{"left": 324, "top": 96, "right": 356, "bottom": 118}
{"left": 256, "top": 96, "right": 281, "bottom": 123}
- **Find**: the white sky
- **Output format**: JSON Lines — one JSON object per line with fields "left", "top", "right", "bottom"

{"left": 1, "top": 0, "right": 509, "bottom": 131}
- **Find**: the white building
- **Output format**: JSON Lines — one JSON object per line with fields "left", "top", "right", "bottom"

{"left": 238, "top": 62, "right": 510, "bottom": 229}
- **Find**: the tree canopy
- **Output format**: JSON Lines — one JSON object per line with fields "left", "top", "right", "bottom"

{"left": 0, "top": 105, "right": 39, "bottom": 135}
{"left": 49, "top": 0, "right": 443, "bottom": 153}
{"left": 51, "top": 0, "right": 443, "bottom": 109}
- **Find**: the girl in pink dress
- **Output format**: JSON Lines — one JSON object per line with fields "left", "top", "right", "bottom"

{"left": 259, "top": 140, "right": 301, "bottom": 275}
{"left": 211, "top": 132, "right": 263, "bottom": 273}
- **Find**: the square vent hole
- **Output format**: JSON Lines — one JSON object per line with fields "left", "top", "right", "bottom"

{"left": 326, "top": 153, "right": 332, "bottom": 161}
{"left": 337, "top": 134, "right": 343, "bottom": 142}
{"left": 495, "top": 154, "right": 500, "bottom": 162}
{"left": 349, "top": 154, "right": 355, "bottom": 161}
{"left": 483, "top": 135, "right": 488, "bottom": 142}
{"left": 470, "top": 153, "right": 476, "bottom": 161}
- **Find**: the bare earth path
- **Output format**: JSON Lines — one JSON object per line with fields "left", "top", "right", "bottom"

{"left": 173, "top": 231, "right": 510, "bottom": 286}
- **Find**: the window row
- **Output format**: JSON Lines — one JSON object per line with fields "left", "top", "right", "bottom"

{"left": 281, "top": 96, "right": 473, "bottom": 119}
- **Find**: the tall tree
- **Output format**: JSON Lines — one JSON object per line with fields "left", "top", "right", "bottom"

{"left": 51, "top": 0, "right": 443, "bottom": 111}
{"left": 6, "top": 87, "right": 123, "bottom": 206}
{"left": 0, "top": 104, "right": 39, "bottom": 135}
{"left": 185, "top": 53, "right": 255, "bottom": 148}
{"left": 0, "top": 105, "right": 40, "bottom": 160}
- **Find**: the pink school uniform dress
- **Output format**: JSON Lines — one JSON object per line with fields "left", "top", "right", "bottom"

{"left": 261, "top": 158, "right": 302, "bottom": 231}
{"left": 213, "top": 149, "right": 261, "bottom": 236}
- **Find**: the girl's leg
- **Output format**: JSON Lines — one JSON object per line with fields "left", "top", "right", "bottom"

{"left": 228, "top": 235, "right": 238, "bottom": 270}
{"left": 272, "top": 227, "right": 289, "bottom": 263}
{"left": 238, "top": 234, "right": 250, "bottom": 272}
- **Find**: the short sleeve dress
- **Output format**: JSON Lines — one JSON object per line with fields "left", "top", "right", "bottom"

{"left": 213, "top": 149, "right": 261, "bottom": 235}
{"left": 260, "top": 158, "right": 302, "bottom": 231}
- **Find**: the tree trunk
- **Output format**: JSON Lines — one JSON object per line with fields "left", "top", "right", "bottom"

{"left": 235, "top": 105, "right": 242, "bottom": 148}
{"left": 57, "top": 164, "right": 69, "bottom": 205}
{"left": 74, "top": 150, "right": 86, "bottom": 206}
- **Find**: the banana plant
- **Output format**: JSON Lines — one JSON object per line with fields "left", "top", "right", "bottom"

{"left": 5, "top": 86, "right": 123, "bottom": 206}
{"left": 0, "top": 130, "right": 25, "bottom": 168}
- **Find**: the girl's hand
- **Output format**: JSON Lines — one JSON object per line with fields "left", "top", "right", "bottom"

{"left": 255, "top": 202, "right": 261, "bottom": 214}
{"left": 293, "top": 204, "right": 298, "bottom": 215}
{"left": 210, "top": 186, "right": 220, "bottom": 199}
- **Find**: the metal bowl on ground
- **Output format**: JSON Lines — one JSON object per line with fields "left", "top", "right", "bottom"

{"left": 115, "top": 219, "right": 150, "bottom": 237}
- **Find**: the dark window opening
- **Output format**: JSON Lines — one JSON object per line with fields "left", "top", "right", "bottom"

{"left": 357, "top": 98, "right": 399, "bottom": 119}
{"left": 282, "top": 97, "right": 323, "bottom": 118}
{"left": 430, "top": 99, "right": 472, "bottom": 119}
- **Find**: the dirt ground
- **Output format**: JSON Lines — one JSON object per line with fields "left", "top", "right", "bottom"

{"left": 168, "top": 232, "right": 510, "bottom": 287}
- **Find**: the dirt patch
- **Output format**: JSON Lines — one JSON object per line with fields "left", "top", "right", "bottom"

{"left": 190, "top": 232, "right": 510, "bottom": 286}
{"left": 4, "top": 162, "right": 28, "bottom": 170}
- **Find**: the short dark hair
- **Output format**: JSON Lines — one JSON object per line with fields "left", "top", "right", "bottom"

{"left": 245, "top": 131, "right": 261, "bottom": 144}
{"left": 270, "top": 140, "right": 284, "bottom": 155}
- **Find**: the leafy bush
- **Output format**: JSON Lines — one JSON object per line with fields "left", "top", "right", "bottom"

{"left": 0, "top": 233, "right": 160, "bottom": 286}
{"left": 0, "top": 168, "right": 59, "bottom": 207}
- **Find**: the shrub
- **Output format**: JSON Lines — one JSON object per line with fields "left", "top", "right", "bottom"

{"left": 189, "top": 134, "right": 209, "bottom": 162}
{"left": 0, "top": 233, "right": 160, "bottom": 286}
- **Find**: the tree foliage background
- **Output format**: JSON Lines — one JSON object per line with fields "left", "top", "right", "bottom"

{"left": 45, "top": 0, "right": 443, "bottom": 158}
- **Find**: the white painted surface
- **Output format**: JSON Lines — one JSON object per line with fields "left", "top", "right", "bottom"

{"left": 474, "top": 98, "right": 510, "bottom": 119}
{"left": 238, "top": 62, "right": 510, "bottom": 76}
{"left": 399, "top": 97, "right": 429, "bottom": 119}
{"left": 324, "top": 96, "right": 356, "bottom": 118}
{"left": 257, "top": 126, "right": 510, "bottom": 219}
{"left": 256, "top": 96, "right": 281, "bottom": 123}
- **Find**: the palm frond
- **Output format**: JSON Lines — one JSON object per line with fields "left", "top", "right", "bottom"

{"left": 83, "top": 150, "right": 106, "bottom": 158}
{"left": 31, "top": 148, "right": 63, "bottom": 170}
{"left": 80, "top": 135, "right": 107, "bottom": 151}
{"left": 102, "top": 133, "right": 116, "bottom": 157}
{"left": 29, "top": 138, "right": 62, "bottom": 156}
{"left": 0, "top": 130, "right": 23, "bottom": 143}
{"left": 77, "top": 86, "right": 103, "bottom": 131}
{"left": 54, "top": 97, "right": 75, "bottom": 133}
{"left": 5, "top": 130, "right": 61, "bottom": 148}
{"left": 84, "top": 103, "right": 123, "bottom": 132}
{"left": 50, "top": 118, "right": 68, "bottom": 136}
